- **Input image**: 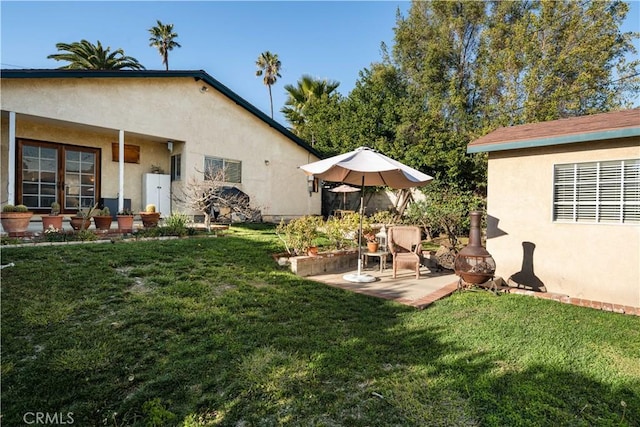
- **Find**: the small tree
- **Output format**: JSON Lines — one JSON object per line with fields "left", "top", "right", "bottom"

{"left": 406, "top": 184, "right": 484, "bottom": 251}
{"left": 173, "top": 167, "right": 262, "bottom": 231}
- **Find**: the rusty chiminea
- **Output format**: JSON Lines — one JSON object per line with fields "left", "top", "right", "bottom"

{"left": 454, "top": 211, "right": 496, "bottom": 284}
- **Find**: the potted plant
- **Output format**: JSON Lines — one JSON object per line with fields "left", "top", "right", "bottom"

{"left": 93, "top": 207, "right": 113, "bottom": 230}
{"left": 139, "top": 204, "right": 161, "bottom": 228}
{"left": 117, "top": 208, "right": 135, "bottom": 233}
{"left": 42, "top": 202, "right": 64, "bottom": 231}
{"left": 364, "top": 231, "right": 379, "bottom": 253}
{"left": 1, "top": 204, "right": 34, "bottom": 235}
{"left": 69, "top": 204, "right": 97, "bottom": 231}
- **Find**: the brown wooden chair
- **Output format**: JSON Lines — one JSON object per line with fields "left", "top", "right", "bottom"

{"left": 388, "top": 226, "right": 422, "bottom": 279}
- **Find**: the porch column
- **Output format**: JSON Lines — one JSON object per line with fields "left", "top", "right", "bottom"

{"left": 118, "top": 129, "right": 124, "bottom": 212}
{"left": 7, "top": 111, "right": 16, "bottom": 205}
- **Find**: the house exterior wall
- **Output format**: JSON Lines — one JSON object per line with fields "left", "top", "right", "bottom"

{"left": 0, "top": 76, "right": 321, "bottom": 220}
{"left": 486, "top": 137, "right": 640, "bottom": 307}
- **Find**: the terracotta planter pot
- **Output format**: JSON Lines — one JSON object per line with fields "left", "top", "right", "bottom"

{"left": 139, "top": 212, "right": 161, "bottom": 228}
{"left": 367, "top": 242, "right": 379, "bottom": 252}
{"left": 42, "top": 215, "right": 64, "bottom": 231}
{"left": 117, "top": 215, "right": 135, "bottom": 232}
{"left": 93, "top": 215, "right": 113, "bottom": 230}
{"left": 1, "top": 212, "right": 34, "bottom": 235}
{"left": 70, "top": 217, "right": 91, "bottom": 231}
{"left": 307, "top": 246, "right": 319, "bottom": 256}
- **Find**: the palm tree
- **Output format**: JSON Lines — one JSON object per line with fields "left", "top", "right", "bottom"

{"left": 148, "top": 20, "right": 181, "bottom": 71}
{"left": 255, "top": 51, "right": 282, "bottom": 119}
{"left": 282, "top": 75, "right": 340, "bottom": 131}
{"left": 47, "top": 40, "right": 145, "bottom": 70}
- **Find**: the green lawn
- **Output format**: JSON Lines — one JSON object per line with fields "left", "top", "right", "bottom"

{"left": 1, "top": 224, "right": 639, "bottom": 426}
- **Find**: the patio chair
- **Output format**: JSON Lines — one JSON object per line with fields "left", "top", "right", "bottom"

{"left": 388, "top": 226, "right": 422, "bottom": 279}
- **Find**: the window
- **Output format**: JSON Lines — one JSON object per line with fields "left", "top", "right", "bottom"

{"left": 204, "top": 156, "right": 241, "bottom": 183}
{"left": 553, "top": 159, "right": 640, "bottom": 224}
{"left": 171, "top": 154, "right": 181, "bottom": 181}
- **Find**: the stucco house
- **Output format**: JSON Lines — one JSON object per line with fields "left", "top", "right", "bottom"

{"left": 0, "top": 69, "right": 322, "bottom": 225}
{"left": 468, "top": 109, "right": 640, "bottom": 310}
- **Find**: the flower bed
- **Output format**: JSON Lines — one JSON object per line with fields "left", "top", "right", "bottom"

{"left": 277, "top": 250, "right": 359, "bottom": 277}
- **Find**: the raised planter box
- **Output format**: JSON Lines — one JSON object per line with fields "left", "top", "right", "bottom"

{"left": 287, "top": 250, "right": 359, "bottom": 277}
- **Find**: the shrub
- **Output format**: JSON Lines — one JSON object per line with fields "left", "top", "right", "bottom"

{"left": 15, "top": 205, "right": 29, "bottom": 213}
{"left": 75, "top": 230, "right": 97, "bottom": 241}
{"left": 406, "top": 184, "right": 485, "bottom": 249}
{"left": 370, "top": 210, "right": 397, "bottom": 226}
{"left": 2, "top": 204, "right": 16, "bottom": 213}
{"left": 275, "top": 216, "right": 323, "bottom": 255}
{"left": 324, "top": 214, "right": 364, "bottom": 250}
{"left": 145, "top": 204, "right": 157, "bottom": 213}
{"left": 163, "top": 213, "right": 190, "bottom": 236}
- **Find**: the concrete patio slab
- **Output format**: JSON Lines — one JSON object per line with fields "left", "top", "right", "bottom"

{"left": 307, "top": 264, "right": 459, "bottom": 309}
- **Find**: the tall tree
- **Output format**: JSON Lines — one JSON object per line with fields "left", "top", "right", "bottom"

{"left": 148, "top": 20, "right": 181, "bottom": 71}
{"left": 47, "top": 40, "right": 145, "bottom": 70}
{"left": 255, "top": 51, "right": 282, "bottom": 119}
{"left": 391, "top": 0, "right": 638, "bottom": 191}
{"left": 477, "top": 0, "right": 639, "bottom": 127}
{"left": 296, "top": 0, "right": 638, "bottom": 195}
{"left": 282, "top": 75, "right": 340, "bottom": 134}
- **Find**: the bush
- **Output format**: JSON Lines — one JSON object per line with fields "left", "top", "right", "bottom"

{"left": 275, "top": 216, "right": 323, "bottom": 255}
{"left": 163, "top": 213, "right": 190, "bottom": 236}
{"left": 369, "top": 210, "right": 397, "bottom": 227}
{"left": 406, "top": 183, "right": 485, "bottom": 249}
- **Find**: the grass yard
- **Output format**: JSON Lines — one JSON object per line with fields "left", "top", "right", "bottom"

{"left": 1, "top": 224, "right": 639, "bottom": 426}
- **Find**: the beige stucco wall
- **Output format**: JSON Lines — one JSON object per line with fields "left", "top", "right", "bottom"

{"left": 486, "top": 138, "right": 640, "bottom": 307}
{"left": 1, "top": 76, "right": 321, "bottom": 219}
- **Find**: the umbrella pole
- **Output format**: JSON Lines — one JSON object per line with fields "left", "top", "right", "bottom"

{"left": 343, "top": 176, "right": 374, "bottom": 282}
{"left": 357, "top": 176, "right": 364, "bottom": 276}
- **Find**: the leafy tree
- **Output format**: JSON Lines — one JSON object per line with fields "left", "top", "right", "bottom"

{"left": 296, "top": 92, "right": 345, "bottom": 156}
{"left": 476, "top": 0, "right": 639, "bottom": 128}
{"left": 255, "top": 51, "right": 282, "bottom": 119}
{"left": 293, "top": 0, "right": 638, "bottom": 197}
{"left": 47, "top": 40, "right": 145, "bottom": 70}
{"left": 282, "top": 75, "right": 340, "bottom": 134}
{"left": 148, "top": 20, "right": 181, "bottom": 71}
{"left": 405, "top": 182, "right": 484, "bottom": 250}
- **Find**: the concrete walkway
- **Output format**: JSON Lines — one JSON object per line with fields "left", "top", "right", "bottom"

{"left": 308, "top": 264, "right": 459, "bottom": 309}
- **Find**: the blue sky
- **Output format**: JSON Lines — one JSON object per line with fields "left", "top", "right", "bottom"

{"left": 1, "top": 1, "right": 638, "bottom": 126}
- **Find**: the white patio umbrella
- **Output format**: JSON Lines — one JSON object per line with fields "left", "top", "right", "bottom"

{"left": 329, "top": 184, "right": 360, "bottom": 210}
{"left": 300, "top": 146, "right": 433, "bottom": 283}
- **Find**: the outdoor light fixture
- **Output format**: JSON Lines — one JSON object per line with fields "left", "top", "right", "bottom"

{"left": 307, "top": 175, "right": 316, "bottom": 196}
{"left": 167, "top": 141, "right": 173, "bottom": 152}
{"left": 264, "top": 160, "right": 270, "bottom": 165}
{"left": 200, "top": 86, "right": 208, "bottom": 93}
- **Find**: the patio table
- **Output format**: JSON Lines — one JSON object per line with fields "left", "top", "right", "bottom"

{"left": 362, "top": 250, "right": 389, "bottom": 273}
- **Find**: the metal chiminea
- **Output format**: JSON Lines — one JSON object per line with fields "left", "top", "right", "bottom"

{"left": 454, "top": 211, "right": 496, "bottom": 285}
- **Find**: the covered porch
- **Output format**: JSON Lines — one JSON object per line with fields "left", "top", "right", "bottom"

{"left": 1, "top": 111, "right": 182, "bottom": 217}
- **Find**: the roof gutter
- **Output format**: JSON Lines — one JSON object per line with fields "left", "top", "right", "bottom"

{"left": 467, "top": 127, "right": 640, "bottom": 153}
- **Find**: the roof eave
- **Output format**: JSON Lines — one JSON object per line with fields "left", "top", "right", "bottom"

{"left": 1, "top": 69, "right": 323, "bottom": 159}
{"left": 467, "top": 127, "right": 640, "bottom": 154}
